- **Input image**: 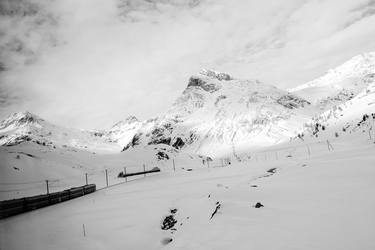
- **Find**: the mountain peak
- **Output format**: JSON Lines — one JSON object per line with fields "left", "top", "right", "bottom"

{"left": 186, "top": 70, "right": 232, "bottom": 93}
{"left": 0, "top": 111, "right": 43, "bottom": 130}
{"left": 123, "top": 115, "right": 139, "bottom": 123}
{"left": 110, "top": 115, "right": 140, "bottom": 132}
{"left": 198, "top": 69, "right": 233, "bottom": 81}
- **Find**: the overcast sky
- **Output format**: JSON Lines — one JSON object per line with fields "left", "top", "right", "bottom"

{"left": 1, "top": 0, "right": 375, "bottom": 129}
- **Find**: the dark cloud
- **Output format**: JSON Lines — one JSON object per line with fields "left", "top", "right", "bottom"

{"left": 343, "top": 0, "right": 375, "bottom": 28}
{"left": 0, "top": 0, "right": 59, "bottom": 71}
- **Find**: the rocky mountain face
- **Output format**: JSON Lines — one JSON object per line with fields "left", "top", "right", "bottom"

{"left": 1, "top": 53, "right": 374, "bottom": 159}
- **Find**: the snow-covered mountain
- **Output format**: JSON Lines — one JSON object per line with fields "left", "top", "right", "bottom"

{"left": 1, "top": 52, "right": 374, "bottom": 160}
{"left": 0, "top": 111, "right": 121, "bottom": 153}
{"left": 288, "top": 53, "right": 375, "bottom": 140}
{"left": 123, "top": 69, "right": 313, "bottom": 158}
{"left": 106, "top": 115, "right": 142, "bottom": 146}
{"left": 123, "top": 53, "right": 375, "bottom": 158}
{"left": 289, "top": 52, "right": 375, "bottom": 111}
{"left": 301, "top": 76, "right": 375, "bottom": 140}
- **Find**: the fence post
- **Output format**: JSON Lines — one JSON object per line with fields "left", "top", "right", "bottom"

{"left": 124, "top": 167, "right": 127, "bottom": 182}
{"left": 85, "top": 173, "right": 88, "bottom": 185}
{"left": 143, "top": 164, "right": 146, "bottom": 177}
{"left": 105, "top": 169, "right": 109, "bottom": 187}
{"left": 173, "top": 159, "right": 176, "bottom": 171}
{"left": 326, "top": 140, "right": 334, "bottom": 151}
{"left": 46, "top": 180, "right": 49, "bottom": 194}
{"left": 368, "top": 127, "right": 372, "bottom": 140}
{"left": 306, "top": 145, "right": 311, "bottom": 158}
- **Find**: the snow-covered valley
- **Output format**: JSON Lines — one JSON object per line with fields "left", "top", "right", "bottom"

{"left": 1, "top": 129, "right": 374, "bottom": 250}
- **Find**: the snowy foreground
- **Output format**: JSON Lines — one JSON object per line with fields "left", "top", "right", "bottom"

{"left": 1, "top": 137, "right": 374, "bottom": 250}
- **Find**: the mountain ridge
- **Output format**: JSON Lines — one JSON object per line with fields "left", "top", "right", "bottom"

{"left": 1, "top": 52, "right": 375, "bottom": 159}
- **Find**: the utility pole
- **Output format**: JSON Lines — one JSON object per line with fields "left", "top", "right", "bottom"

{"left": 124, "top": 167, "right": 127, "bottom": 182}
{"left": 46, "top": 180, "right": 49, "bottom": 195}
{"left": 326, "top": 140, "right": 334, "bottom": 151}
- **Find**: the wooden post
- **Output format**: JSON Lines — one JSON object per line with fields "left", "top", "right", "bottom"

{"left": 326, "top": 140, "right": 334, "bottom": 151}
{"left": 83, "top": 224, "right": 86, "bottom": 237}
{"left": 124, "top": 167, "right": 127, "bottom": 182}
{"left": 85, "top": 173, "right": 88, "bottom": 185}
{"left": 46, "top": 180, "right": 49, "bottom": 194}
{"left": 369, "top": 127, "right": 372, "bottom": 140}
{"left": 143, "top": 164, "right": 146, "bottom": 177}
{"left": 105, "top": 169, "right": 109, "bottom": 187}
{"left": 173, "top": 159, "right": 176, "bottom": 171}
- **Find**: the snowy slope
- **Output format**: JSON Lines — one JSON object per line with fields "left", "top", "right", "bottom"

{"left": 297, "top": 62, "right": 375, "bottom": 140}
{"left": 1, "top": 130, "right": 374, "bottom": 250}
{"left": 290, "top": 52, "right": 375, "bottom": 111}
{"left": 125, "top": 69, "right": 313, "bottom": 158}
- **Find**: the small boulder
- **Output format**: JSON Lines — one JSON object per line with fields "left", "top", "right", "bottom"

{"left": 254, "top": 202, "right": 264, "bottom": 208}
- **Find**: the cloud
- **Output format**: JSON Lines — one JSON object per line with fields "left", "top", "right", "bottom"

{"left": 1, "top": 0, "right": 375, "bottom": 129}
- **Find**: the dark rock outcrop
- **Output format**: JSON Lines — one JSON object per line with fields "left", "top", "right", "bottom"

{"left": 172, "top": 137, "right": 185, "bottom": 149}
{"left": 188, "top": 77, "right": 221, "bottom": 93}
